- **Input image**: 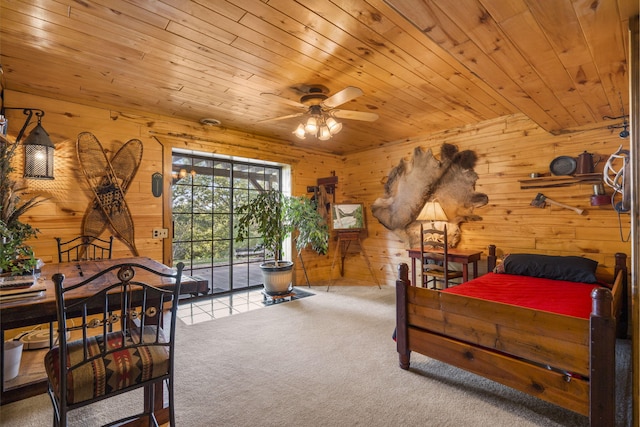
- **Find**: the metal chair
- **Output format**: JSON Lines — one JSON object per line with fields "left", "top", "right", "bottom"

{"left": 44, "top": 262, "right": 185, "bottom": 426}
{"left": 420, "top": 224, "right": 462, "bottom": 289}
{"left": 55, "top": 235, "right": 113, "bottom": 262}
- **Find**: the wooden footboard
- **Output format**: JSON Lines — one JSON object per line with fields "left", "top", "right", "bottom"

{"left": 396, "top": 251, "right": 628, "bottom": 426}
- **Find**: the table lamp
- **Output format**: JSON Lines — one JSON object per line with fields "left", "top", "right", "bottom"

{"left": 417, "top": 200, "right": 448, "bottom": 227}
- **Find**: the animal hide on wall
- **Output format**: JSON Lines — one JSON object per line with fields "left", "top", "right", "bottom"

{"left": 371, "top": 143, "right": 488, "bottom": 247}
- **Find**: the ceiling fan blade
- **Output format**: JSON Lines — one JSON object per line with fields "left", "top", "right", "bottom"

{"left": 321, "top": 86, "right": 364, "bottom": 109}
{"left": 260, "top": 92, "right": 306, "bottom": 110}
{"left": 257, "top": 112, "right": 305, "bottom": 123}
{"left": 330, "top": 109, "right": 379, "bottom": 122}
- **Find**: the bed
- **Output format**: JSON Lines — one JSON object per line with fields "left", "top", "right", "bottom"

{"left": 395, "top": 245, "right": 628, "bottom": 426}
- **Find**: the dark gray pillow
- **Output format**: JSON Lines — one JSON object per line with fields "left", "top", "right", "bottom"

{"left": 502, "top": 253, "right": 598, "bottom": 283}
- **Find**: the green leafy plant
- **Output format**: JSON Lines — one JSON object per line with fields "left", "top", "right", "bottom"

{"left": 234, "top": 190, "right": 328, "bottom": 265}
{"left": 0, "top": 135, "right": 44, "bottom": 275}
{"left": 288, "top": 195, "right": 329, "bottom": 256}
{"left": 0, "top": 220, "right": 38, "bottom": 275}
{"left": 235, "top": 190, "right": 292, "bottom": 265}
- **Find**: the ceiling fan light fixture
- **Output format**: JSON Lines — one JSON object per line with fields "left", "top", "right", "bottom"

{"left": 318, "top": 125, "right": 331, "bottom": 140}
{"left": 265, "top": 85, "right": 373, "bottom": 141}
{"left": 294, "top": 111, "right": 343, "bottom": 141}
{"left": 326, "top": 117, "right": 342, "bottom": 135}
{"left": 293, "top": 123, "right": 306, "bottom": 139}
{"left": 304, "top": 116, "right": 318, "bottom": 134}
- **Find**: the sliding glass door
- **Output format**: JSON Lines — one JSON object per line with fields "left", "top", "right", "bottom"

{"left": 171, "top": 152, "right": 282, "bottom": 296}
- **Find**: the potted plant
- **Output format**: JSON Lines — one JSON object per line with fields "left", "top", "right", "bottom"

{"left": 287, "top": 194, "right": 329, "bottom": 286}
{"left": 234, "top": 189, "right": 328, "bottom": 295}
{"left": 0, "top": 135, "right": 44, "bottom": 278}
{"left": 288, "top": 194, "right": 329, "bottom": 256}
{"left": 0, "top": 220, "right": 38, "bottom": 277}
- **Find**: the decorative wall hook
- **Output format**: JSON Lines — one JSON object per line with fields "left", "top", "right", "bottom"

{"left": 602, "top": 93, "right": 630, "bottom": 138}
{"left": 602, "top": 115, "right": 630, "bottom": 138}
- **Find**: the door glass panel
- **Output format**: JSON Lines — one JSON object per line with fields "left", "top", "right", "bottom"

{"left": 172, "top": 153, "right": 282, "bottom": 297}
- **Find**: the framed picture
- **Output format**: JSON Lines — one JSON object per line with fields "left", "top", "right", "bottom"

{"left": 332, "top": 203, "right": 366, "bottom": 231}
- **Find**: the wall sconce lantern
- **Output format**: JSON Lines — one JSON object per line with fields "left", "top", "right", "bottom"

{"left": 4, "top": 108, "right": 55, "bottom": 179}
{"left": 23, "top": 120, "right": 55, "bottom": 179}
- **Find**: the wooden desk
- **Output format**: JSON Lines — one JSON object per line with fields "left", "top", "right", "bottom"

{"left": 0, "top": 257, "right": 208, "bottom": 405}
{"left": 406, "top": 248, "right": 482, "bottom": 286}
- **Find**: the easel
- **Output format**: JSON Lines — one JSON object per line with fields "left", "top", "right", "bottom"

{"left": 297, "top": 250, "right": 311, "bottom": 287}
{"left": 327, "top": 230, "right": 380, "bottom": 291}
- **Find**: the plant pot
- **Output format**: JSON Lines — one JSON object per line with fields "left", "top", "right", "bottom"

{"left": 260, "top": 261, "right": 294, "bottom": 295}
{"left": 3, "top": 340, "right": 23, "bottom": 380}
{"left": 0, "top": 271, "right": 36, "bottom": 288}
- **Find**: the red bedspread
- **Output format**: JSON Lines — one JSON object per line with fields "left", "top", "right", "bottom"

{"left": 442, "top": 273, "right": 603, "bottom": 319}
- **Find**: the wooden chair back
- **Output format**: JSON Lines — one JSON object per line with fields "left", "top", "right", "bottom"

{"left": 420, "top": 223, "right": 462, "bottom": 289}
{"left": 45, "top": 262, "right": 184, "bottom": 426}
{"left": 55, "top": 235, "right": 113, "bottom": 262}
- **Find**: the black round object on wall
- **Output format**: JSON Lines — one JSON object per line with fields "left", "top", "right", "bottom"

{"left": 549, "top": 156, "right": 577, "bottom": 176}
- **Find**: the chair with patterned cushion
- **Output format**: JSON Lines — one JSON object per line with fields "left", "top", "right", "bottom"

{"left": 55, "top": 235, "right": 114, "bottom": 263}
{"left": 45, "top": 261, "right": 184, "bottom": 426}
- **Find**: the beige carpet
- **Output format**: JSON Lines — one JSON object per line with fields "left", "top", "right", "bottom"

{"left": 0, "top": 285, "right": 632, "bottom": 426}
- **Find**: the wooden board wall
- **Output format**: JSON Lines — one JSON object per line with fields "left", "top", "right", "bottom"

{"left": 3, "top": 90, "right": 342, "bottom": 285}
{"left": 4, "top": 90, "right": 632, "bottom": 287}
{"left": 339, "top": 114, "right": 632, "bottom": 285}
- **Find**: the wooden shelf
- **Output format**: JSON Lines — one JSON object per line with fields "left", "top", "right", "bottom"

{"left": 519, "top": 173, "right": 602, "bottom": 189}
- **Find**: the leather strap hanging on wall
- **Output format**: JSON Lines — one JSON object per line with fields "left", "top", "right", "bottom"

{"left": 316, "top": 184, "right": 330, "bottom": 223}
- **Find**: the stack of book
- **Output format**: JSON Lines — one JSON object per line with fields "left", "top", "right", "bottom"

{"left": 0, "top": 276, "right": 46, "bottom": 302}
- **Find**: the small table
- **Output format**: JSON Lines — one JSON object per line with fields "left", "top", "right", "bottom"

{"left": 406, "top": 248, "right": 482, "bottom": 286}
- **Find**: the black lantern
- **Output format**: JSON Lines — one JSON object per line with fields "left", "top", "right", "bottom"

{"left": 4, "top": 108, "right": 55, "bottom": 179}
{"left": 22, "top": 121, "right": 54, "bottom": 179}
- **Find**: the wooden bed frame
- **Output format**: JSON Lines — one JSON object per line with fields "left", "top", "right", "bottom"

{"left": 395, "top": 245, "right": 628, "bottom": 426}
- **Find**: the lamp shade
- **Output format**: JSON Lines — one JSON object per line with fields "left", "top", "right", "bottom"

{"left": 416, "top": 201, "right": 447, "bottom": 222}
{"left": 304, "top": 116, "right": 318, "bottom": 133}
{"left": 293, "top": 123, "right": 306, "bottom": 139}
{"left": 325, "top": 117, "right": 342, "bottom": 135}
{"left": 318, "top": 125, "right": 331, "bottom": 140}
{"left": 23, "top": 123, "right": 54, "bottom": 179}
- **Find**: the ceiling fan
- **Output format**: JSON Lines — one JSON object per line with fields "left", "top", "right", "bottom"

{"left": 260, "top": 85, "right": 379, "bottom": 140}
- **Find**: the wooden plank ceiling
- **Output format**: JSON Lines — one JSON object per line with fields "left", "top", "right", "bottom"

{"left": 0, "top": 0, "right": 637, "bottom": 155}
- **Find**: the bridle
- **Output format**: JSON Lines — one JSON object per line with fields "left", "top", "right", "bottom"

{"left": 603, "top": 145, "right": 630, "bottom": 241}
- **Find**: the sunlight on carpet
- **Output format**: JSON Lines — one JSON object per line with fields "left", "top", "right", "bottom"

{"left": 177, "top": 287, "right": 315, "bottom": 325}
